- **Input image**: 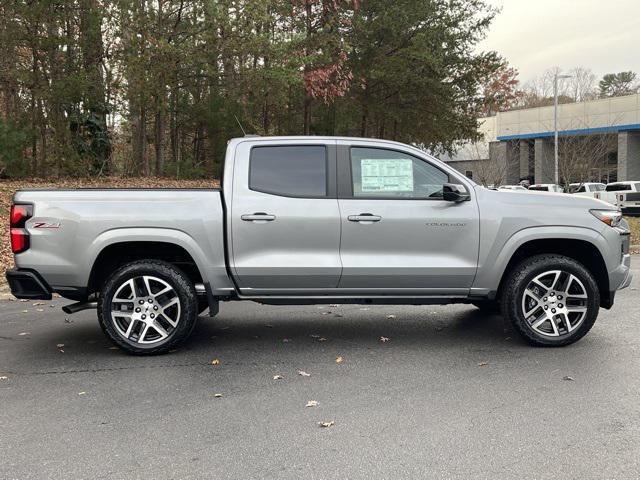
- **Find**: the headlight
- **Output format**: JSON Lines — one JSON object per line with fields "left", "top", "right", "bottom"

{"left": 590, "top": 209, "right": 622, "bottom": 227}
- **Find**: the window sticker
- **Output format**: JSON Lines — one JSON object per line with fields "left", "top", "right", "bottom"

{"left": 360, "top": 158, "right": 413, "bottom": 192}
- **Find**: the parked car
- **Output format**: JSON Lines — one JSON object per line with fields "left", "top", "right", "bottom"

{"left": 529, "top": 184, "right": 565, "bottom": 193}
{"left": 596, "top": 181, "right": 640, "bottom": 216}
{"left": 568, "top": 182, "right": 606, "bottom": 198}
{"left": 6, "top": 136, "right": 632, "bottom": 354}
{"left": 498, "top": 185, "right": 528, "bottom": 191}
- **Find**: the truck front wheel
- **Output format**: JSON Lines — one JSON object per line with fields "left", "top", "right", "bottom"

{"left": 97, "top": 260, "right": 198, "bottom": 355}
{"left": 501, "top": 254, "right": 600, "bottom": 347}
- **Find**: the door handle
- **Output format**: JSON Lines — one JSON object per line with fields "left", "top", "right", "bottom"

{"left": 348, "top": 213, "right": 381, "bottom": 223}
{"left": 241, "top": 212, "right": 276, "bottom": 222}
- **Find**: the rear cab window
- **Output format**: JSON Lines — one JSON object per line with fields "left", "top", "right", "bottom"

{"left": 249, "top": 145, "right": 327, "bottom": 197}
{"left": 605, "top": 184, "right": 631, "bottom": 192}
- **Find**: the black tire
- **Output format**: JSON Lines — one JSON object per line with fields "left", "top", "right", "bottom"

{"left": 501, "top": 254, "right": 600, "bottom": 347}
{"left": 471, "top": 300, "right": 501, "bottom": 314}
{"left": 98, "top": 260, "right": 198, "bottom": 355}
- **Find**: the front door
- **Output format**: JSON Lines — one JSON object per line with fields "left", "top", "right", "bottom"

{"left": 337, "top": 144, "right": 480, "bottom": 295}
{"left": 230, "top": 140, "right": 341, "bottom": 294}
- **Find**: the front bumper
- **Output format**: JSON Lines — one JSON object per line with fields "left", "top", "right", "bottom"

{"left": 5, "top": 269, "right": 52, "bottom": 300}
{"left": 622, "top": 205, "right": 640, "bottom": 217}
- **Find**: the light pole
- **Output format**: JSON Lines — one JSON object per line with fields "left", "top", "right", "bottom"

{"left": 554, "top": 72, "right": 572, "bottom": 185}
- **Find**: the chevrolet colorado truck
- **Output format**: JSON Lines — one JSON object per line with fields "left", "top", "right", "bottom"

{"left": 6, "top": 136, "right": 633, "bottom": 354}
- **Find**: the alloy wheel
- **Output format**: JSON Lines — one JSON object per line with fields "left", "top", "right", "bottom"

{"left": 521, "top": 269, "right": 588, "bottom": 337}
{"left": 110, "top": 275, "right": 181, "bottom": 344}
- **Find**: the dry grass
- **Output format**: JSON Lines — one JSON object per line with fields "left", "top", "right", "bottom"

{"left": 627, "top": 217, "right": 640, "bottom": 253}
{"left": 1, "top": 177, "right": 218, "bottom": 291}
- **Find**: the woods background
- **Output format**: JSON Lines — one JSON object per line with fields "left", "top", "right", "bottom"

{"left": 0, "top": 0, "right": 507, "bottom": 179}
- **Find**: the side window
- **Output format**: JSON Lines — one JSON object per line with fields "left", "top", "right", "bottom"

{"left": 249, "top": 146, "right": 327, "bottom": 197}
{"left": 350, "top": 147, "right": 449, "bottom": 199}
{"left": 577, "top": 186, "right": 586, "bottom": 193}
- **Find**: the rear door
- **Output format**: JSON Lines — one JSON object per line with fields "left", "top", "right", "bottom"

{"left": 230, "top": 139, "right": 341, "bottom": 294}
{"left": 336, "top": 142, "right": 480, "bottom": 295}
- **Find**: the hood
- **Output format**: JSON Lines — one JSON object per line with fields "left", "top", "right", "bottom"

{"left": 478, "top": 186, "right": 616, "bottom": 210}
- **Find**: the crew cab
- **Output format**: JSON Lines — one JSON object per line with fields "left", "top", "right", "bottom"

{"left": 6, "top": 136, "right": 632, "bottom": 354}
{"left": 595, "top": 181, "right": 640, "bottom": 216}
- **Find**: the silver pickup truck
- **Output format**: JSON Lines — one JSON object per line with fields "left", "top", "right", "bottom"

{"left": 7, "top": 136, "right": 633, "bottom": 354}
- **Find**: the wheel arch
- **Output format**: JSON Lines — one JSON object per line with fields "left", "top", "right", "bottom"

{"left": 496, "top": 237, "right": 610, "bottom": 308}
{"left": 87, "top": 229, "right": 210, "bottom": 295}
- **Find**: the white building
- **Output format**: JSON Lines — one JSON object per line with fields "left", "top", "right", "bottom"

{"left": 444, "top": 93, "right": 640, "bottom": 184}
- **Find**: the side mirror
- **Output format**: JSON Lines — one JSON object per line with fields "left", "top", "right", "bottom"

{"left": 443, "top": 183, "right": 470, "bottom": 202}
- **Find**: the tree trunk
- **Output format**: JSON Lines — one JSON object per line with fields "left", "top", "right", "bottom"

{"left": 154, "top": 100, "right": 165, "bottom": 176}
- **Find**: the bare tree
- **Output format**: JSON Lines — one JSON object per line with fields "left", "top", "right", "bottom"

{"left": 472, "top": 142, "right": 507, "bottom": 187}
{"left": 557, "top": 133, "right": 616, "bottom": 186}
{"left": 519, "top": 66, "right": 598, "bottom": 108}
{"left": 567, "top": 67, "right": 598, "bottom": 102}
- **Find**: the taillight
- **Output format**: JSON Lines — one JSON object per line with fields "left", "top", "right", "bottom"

{"left": 9, "top": 204, "right": 33, "bottom": 254}
{"left": 10, "top": 204, "right": 32, "bottom": 227}
{"left": 10, "top": 228, "right": 30, "bottom": 253}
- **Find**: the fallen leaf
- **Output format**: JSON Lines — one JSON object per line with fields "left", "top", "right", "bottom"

{"left": 32, "top": 302, "right": 45, "bottom": 306}
{"left": 321, "top": 311, "right": 330, "bottom": 315}
{"left": 18, "top": 332, "right": 30, "bottom": 336}
{"left": 213, "top": 393, "right": 223, "bottom": 398}
{"left": 36, "top": 308, "right": 44, "bottom": 312}
{"left": 310, "top": 334, "right": 321, "bottom": 338}
{"left": 297, "top": 370, "right": 311, "bottom": 377}
{"left": 64, "top": 318, "right": 73, "bottom": 324}
{"left": 273, "top": 374, "right": 283, "bottom": 380}
{"left": 282, "top": 338, "right": 292, "bottom": 343}
{"left": 386, "top": 314, "right": 396, "bottom": 319}
{"left": 380, "top": 336, "right": 390, "bottom": 343}
{"left": 335, "top": 356, "right": 344, "bottom": 364}
{"left": 50, "top": 305, "right": 55, "bottom": 308}
{"left": 318, "top": 421, "right": 334, "bottom": 428}
{"left": 329, "top": 304, "right": 340, "bottom": 308}
{"left": 56, "top": 343, "right": 65, "bottom": 348}
{"left": 0, "top": 376, "right": 7, "bottom": 380}
{"left": 562, "top": 375, "right": 575, "bottom": 381}
{"left": 477, "top": 362, "right": 489, "bottom": 367}
{"left": 19, "top": 299, "right": 28, "bottom": 302}
{"left": 318, "top": 337, "right": 327, "bottom": 342}
{"left": 59, "top": 349, "right": 65, "bottom": 353}
{"left": 305, "top": 400, "right": 319, "bottom": 407}
{"left": 78, "top": 391, "right": 86, "bottom": 395}
{"left": 21, "top": 310, "right": 28, "bottom": 313}
{"left": 211, "top": 359, "right": 220, "bottom": 365}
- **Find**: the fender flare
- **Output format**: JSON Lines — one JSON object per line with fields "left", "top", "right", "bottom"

{"left": 474, "top": 225, "right": 610, "bottom": 293}
{"left": 84, "top": 227, "right": 210, "bottom": 287}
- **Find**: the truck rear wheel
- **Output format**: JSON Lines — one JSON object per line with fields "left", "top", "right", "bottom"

{"left": 501, "top": 254, "right": 600, "bottom": 347}
{"left": 97, "top": 260, "right": 198, "bottom": 355}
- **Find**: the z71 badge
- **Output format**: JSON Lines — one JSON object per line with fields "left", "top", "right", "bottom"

{"left": 32, "top": 222, "right": 61, "bottom": 229}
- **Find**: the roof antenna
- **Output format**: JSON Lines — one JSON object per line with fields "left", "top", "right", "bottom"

{"left": 234, "top": 114, "right": 247, "bottom": 136}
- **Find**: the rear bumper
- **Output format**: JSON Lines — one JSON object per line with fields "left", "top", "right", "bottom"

{"left": 5, "top": 269, "right": 52, "bottom": 300}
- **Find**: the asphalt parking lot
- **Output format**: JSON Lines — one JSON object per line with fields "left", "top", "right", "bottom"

{"left": 1, "top": 261, "right": 639, "bottom": 480}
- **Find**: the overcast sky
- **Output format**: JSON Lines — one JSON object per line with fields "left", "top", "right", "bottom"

{"left": 479, "top": 0, "right": 640, "bottom": 83}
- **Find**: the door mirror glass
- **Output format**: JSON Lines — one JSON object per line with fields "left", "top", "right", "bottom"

{"left": 443, "top": 183, "right": 470, "bottom": 202}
